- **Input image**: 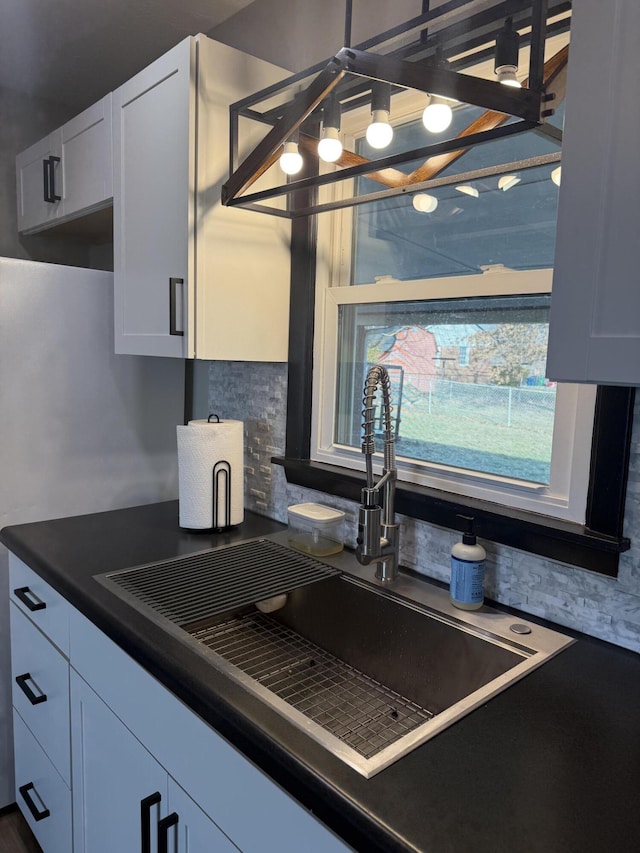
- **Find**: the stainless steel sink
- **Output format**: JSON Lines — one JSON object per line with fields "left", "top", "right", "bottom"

{"left": 97, "top": 537, "right": 573, "bottom": 777}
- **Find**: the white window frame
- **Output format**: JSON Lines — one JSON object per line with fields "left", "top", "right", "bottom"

{"left": 312, "top": 263, "right": 596, "bottom": 523}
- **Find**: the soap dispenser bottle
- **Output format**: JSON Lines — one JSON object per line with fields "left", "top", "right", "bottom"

{"left": 450, "top": 515, "right": 486, "bottom": 611}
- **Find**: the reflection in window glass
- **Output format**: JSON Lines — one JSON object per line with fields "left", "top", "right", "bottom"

{"left": 337, "top": 297, "right": 555, "bottom": 484}
{"left": 352, "top": 105, "right": 563, "bottom": 284}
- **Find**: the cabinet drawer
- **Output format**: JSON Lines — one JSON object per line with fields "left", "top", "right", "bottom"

{"left": 9, "top": 553, "right": 70, "bottom": 655}
{"left": 14, "top": 710, "right": 72, "bottom": 853}
{"left": 11, "top": 602, "right": 71, "bottom": 785}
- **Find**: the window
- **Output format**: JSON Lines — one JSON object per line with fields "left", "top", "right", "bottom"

{"left": 279, "top": 17, "right": 632, "bottom": 575}
{"left": 311, "top": 105, "right": 597, "bottom": 524}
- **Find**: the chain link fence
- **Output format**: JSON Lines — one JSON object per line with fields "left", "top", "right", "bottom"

{"left": 404, "top": 378, "right": 556, "bottom": 430}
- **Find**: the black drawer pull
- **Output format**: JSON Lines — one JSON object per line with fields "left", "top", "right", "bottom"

{"left": 19, "top": 782, "right": 50, "bottom": 822}
{"left": 141, "top": 791, "right": 161, "bottom": 853}
{"left": 15, "top": 673, "right": 47, "bottom": 706}
{"left": 158, "top": 812, "right": 179, "bottom": 853}
{"left": 13, "top": 587, "right": 46, "bottom": 612}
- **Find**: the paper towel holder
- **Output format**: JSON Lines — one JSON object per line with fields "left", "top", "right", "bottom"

{"left": 212, "top": 459, "right": 232, "bottom": 530}
{"left": 208, "top": 413, "right": 220, "bottom": 423}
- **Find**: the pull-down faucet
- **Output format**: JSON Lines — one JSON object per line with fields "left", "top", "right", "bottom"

{"left": 355, "top": 365, "right": 399, "bottom": 582}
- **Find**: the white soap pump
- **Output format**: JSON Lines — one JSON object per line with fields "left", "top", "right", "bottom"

{"left": 450, "top": 515, "right": 486, "bottom": 611}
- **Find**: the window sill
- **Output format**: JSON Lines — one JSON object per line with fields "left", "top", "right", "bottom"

{"left": 273, "top": 457, "right": 630, "bottom": 577}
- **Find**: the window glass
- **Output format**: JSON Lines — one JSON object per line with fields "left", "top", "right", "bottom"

{"left": 336, "top": 296, "right": 554, "bottom": 484}
{"left": 352, "top": 105, "right": 563, "bottom": 284}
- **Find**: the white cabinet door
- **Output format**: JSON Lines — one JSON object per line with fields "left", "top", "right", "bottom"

{"left": 16, "top": 133, "right": 62, "bottom": 233}
{"left": 166, "top": 777, "right": 240, "bottom": 853}
{"left": 71, "top": 669, "right": 241, "bottom": 853}
{"left": 113, "top": 36, "right": 194, "bottom": 358}
{"left": 547, "top": 0, "right": 640, "bottom": 384}
{"left": 60, "top": 93, "right": 113, "bottom": 220}
{"left": 71, "top": 671, "right": 169, "bottom": 853}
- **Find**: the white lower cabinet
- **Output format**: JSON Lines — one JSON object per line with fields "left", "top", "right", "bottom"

{"left": 70, "top": 673, "right": 238, "bottom": 853}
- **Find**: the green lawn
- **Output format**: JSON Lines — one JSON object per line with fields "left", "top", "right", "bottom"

{"left": 395, "top": 388, "right": 555, "bottom": 483}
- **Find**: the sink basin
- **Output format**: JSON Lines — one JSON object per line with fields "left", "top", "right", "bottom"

{"left": 97, "top": 538, "right": 573, "bottom": 777}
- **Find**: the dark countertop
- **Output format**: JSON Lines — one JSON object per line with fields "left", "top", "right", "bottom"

{"left": 3, "top": 501, "right": 640, "bottom": 853}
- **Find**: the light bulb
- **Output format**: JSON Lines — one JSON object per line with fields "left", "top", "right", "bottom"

{"left": 498, "top": 174, "right": 520, "bottom": 191}
{"left": 279, "top": 141, "right": 303, "bottom": 175}
{"left": 456, "top": 185, "right": 479, "bottom": 198}
{"left": 317, "top": 127, "right": 343, "bottom": 163}
{"left": 422, "top": 96, "right": 453, "bottom": 133}
{"left": 366, "top": 110, "right": 393, "bottom": 149}
{"left": 496, "top": 66, "right": 522, "bottom": 87}
{"left": 412, "top": 193, "right": 438, "bottom": 213}
{"left": 551, "top": 166, "right": 562, "bottom": 186}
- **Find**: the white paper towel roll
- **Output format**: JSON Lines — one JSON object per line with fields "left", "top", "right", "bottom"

{"left": 177, "top": 419, "right": 244, "bottom": 529}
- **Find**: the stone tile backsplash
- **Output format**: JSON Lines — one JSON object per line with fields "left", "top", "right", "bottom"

{"left": 208, "top": 360, "right": 640, "bottom": 653}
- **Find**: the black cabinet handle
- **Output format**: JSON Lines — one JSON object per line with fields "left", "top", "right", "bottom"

{"left": 15, "top": 673, "right": 47, "bottom": 706}
{"left": 19, "top": 782, "right": 50, "bottom": 822}
{"left": 169, "top": 277, "right": 184, "bottom": 336}
{"left": 13, "top": 586, "right": 46, "bottom": 612}
{"left": 140, "top": 791, "right": 161, "bottom": 853}
{"left": 158, "top": 812, "right": 179, "bottom": 853}
{"left": 42, "top": 156, "right": 61, "bottom": 203}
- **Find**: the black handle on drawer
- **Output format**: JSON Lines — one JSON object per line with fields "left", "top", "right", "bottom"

{"left": 13, "top": 586, "right": 46, "bottom": 612}
{"left": 169, "top": 277, "right": 184, "bottom": 336}
{"left": 19, "top": 782, "right": 50, "bottom": 822}
{"left": 15, "top": 673, "right": 47, "bottom": 706}
{"left": 158, "top": 812, "right": 179, "bottom": 853}
{"left": 141, "top": 791, "right": 161, "bottom": 853}
{"left": 42, "top": 156, "right": 61, "bottom": 203}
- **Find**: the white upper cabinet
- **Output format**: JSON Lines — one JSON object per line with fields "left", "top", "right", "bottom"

{"left": 112, "top": 39, "right": 193, "bottom": 358}
{"left": 547, "top": 0, "right": 640, "bottom": 384}
{"left": 112, "top": 34, "right": 291, "bottom": 361}
{"left": 16, "top": 94, "right": 112, "bottom": 235}
{"left": 59, "top": 95, "right": 113, "bottom": 221}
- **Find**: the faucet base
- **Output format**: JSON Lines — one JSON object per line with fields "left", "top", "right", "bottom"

{"left": 375, "top": 558, "right": 397, "bottom": 583}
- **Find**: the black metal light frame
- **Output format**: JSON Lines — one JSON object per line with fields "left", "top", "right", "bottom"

{"left": 222, "top": 0, "right": 565, "bottom": 218}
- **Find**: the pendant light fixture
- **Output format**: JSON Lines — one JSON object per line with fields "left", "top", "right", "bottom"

{"left": 494, "top": 18, "right": 522, "bottom": 88}
{"left": 223, "top": 0, "right": 562, "bottom": 217}
{"left": 366, "top": 82, "right": 394, "bottom": 149}
{"left": 317, "top": 94, "right": 343, "bottom": 163}
{"left": 551, "top": 166, "right": 561, "bottom": 186}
